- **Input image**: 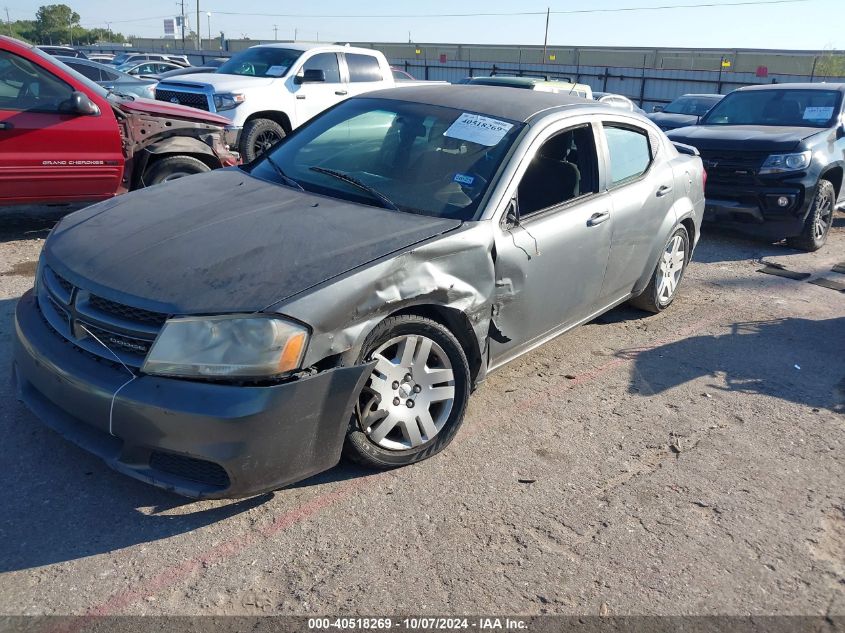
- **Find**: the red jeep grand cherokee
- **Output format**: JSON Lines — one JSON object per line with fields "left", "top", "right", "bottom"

{"left": 0, "top": 36, "right": 240, "bottom": 206}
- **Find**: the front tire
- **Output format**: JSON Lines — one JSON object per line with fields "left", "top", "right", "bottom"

{"left": 143, "top": 155, "right": 210, "bottom": 186}
{"left": 630, "top": 224, "right": 690, "bottom": 313}
{"left": 241, "top": 118, "right": 286, "bottom": 162}
{"left": 786, "top": 179, "right": 835, "bottom": 252}
{"left": 343, "top": 315, "right": 470, "bottom": 469}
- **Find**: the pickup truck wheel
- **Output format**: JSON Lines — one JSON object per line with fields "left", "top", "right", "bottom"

{"left": 241, "top": 119, "right": 286, "bottom": 162}
{"left": 786, "top": 179, "right": 834, "bottom": 252}
{"left": 343, "top": 315, "right": 470, "bottom": 469}
{"left": 630, "top": 224, "right": 690, "bottom": 313}
{"left": 143, "top": 155, "right": 210, "bottom": 186}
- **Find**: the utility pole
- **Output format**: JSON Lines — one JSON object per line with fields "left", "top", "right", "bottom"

{"left": 5, "top": 8, "right": 11, "bottom": 36}
{"left": 294, "top": 27, "right": 297, "bottom": 41}
{"left": 180, "top": 0, "right": 185, "bottom": 48}
{"left": 68, "top": 14, "right": 72, "bottom": 46}
{"left": 542, "top": 7, "right": 550, "bottom": 62}
{"left": 106, "top": 21, "right": 111, "bottom": 41}
{"left": 273, "top": 24, "right": 278, "bottom": 40}
{"left": 206, "top": 12, "right": 211, "bottom": 44}
{"left": 195, "top": 0, "right": 200, "bottom": 49}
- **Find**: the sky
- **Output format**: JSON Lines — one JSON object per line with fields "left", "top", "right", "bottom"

{"left": 7, "top": 0, "right": 845, "bottom": 50}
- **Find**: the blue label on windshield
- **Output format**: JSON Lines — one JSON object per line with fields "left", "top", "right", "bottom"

{"left": 453, "top": 173, "right": 475, "bottom": 186}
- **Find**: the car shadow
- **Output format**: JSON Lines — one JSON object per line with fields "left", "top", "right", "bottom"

{"left": 619, "top": 316, "right": 845, "bottom": 413}
{"left": 0, "top": 205, "right": 77, "bottom": 245}
{"left": 691, "top": 225, "right": 804, "bottom": 264}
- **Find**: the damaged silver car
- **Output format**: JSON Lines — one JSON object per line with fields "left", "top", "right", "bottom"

{"left": 13, "top": 86, "right": 705, "bottom": 498}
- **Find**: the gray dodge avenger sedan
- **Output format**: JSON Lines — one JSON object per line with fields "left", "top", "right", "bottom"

{"left": 13, "top": 86, "right": 705, "bottom": 498}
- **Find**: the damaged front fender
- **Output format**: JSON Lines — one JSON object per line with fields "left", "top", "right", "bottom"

{"left": 275, "top": 223, "right": 499, "bottom": 383}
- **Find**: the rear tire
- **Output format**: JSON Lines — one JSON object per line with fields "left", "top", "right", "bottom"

{"left": 241, "top": 118, "right": 286, "bottom": 162}
{"left": 142, "top": 155, "right": 209, "bottom": 186}
{"left": 786, "top": 179, "right": 834, "bottom": 252}
{"left": 630, "top": 225, "right": 690, "bottom": 313}
{"left": 343, "top": 315, "right": 470, "bottom": 470}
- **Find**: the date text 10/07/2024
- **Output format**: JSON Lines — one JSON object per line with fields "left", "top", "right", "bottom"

{"left": 307, "top": 618, "right": 529, "bottom": 630}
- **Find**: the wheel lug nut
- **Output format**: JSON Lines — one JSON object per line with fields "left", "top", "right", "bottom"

{"left": 406, "top": 400, "right": 414, "bottom": 408}
{"left": 392, "top": 381, "right": 400, "bottom": 390}
{"left": 413, "top": 385, "right": 422, "bottom": 393}
{"left": 404, "top": 374, "right": 412, "bottom": 381}
{"left": 393, "top": 397, "right": 401, "bottom": 406}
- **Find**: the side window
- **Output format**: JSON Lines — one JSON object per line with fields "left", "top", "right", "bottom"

{"left": 302, "top": 53, "right": 341, "bottom": 83}
{"left": 517, "top": 124, "right": 600, "bottom": 217}
{"left": 69, "top": 62, "right": 101, "bottom": 81}
{"left": 0, "top": 50, "right": 74, "bottom": 113}
{"left": 102, "top": 69, "right": 119, "bottom": 81}
{"left": 603, "top": 124, "right": 653, "bottom": 186}
{"left": 346, "top": 54, "right": 383, "bottom": 83}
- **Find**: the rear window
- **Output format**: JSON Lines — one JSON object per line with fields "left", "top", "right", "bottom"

{"left": 604, "top": 125, "right": 653, "bottom": 185}
{"left": 346, "top": 54, "right": 383, "bottom": 82}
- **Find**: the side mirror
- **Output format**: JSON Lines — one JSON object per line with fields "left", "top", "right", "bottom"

{"left": 652, "top": 105, "right": 664, "bottom": 113}
{"left": 58, "top": 91, "right": 100, "bottom": 116}
{"left": 837, "top": 123, "right": 845, "bottom": 140}
{"left": 296, "top": 69, "right": 326, "bottom": 84}
{"left": 505, "top": 197, "right": 520, "bottom": 227}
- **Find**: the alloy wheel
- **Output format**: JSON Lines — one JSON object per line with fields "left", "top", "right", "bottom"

{"left": 814, "top": 193, "right": 833, "bottom": 241}
{"left": 254, "top": 130, "right": 281, "bottom": 156}
{"left": 656, "top": 234, "right": 686, "bottom": 304}
{"left": 359, "top": 335, "right": 456, "bottom": 451}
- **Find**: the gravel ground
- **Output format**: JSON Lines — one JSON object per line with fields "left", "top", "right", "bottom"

{"left": 0, "top": 205, "right": 843, "bottom": 617}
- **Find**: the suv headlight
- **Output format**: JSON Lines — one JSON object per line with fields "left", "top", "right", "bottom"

{"left": 142, "top": 315, "right": 308, "bottom": 379}
{"left": 759, "top": 151, "right": 811, "bottom": 175}
{"left": 213, "top": 92, "right": 245, "bottom": 111}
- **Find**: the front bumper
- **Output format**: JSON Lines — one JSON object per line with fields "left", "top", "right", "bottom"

{"left": 702, "top": 180, "right": 812, "bottom": 239}
{"left": 12, "top": 291, "right": 372, "bottom": 499}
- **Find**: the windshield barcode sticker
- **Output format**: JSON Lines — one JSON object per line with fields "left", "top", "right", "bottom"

{"left": 803, "top": 106, "right": 833, "bottom": 120}
{"left": 444, "top": 113, "right": 514, "bottom": 146}
{"left": 266, "top": 65, "right": 288, "bottom": 77}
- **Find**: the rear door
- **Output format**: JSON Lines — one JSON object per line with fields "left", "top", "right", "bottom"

{"left": 292, "top": 52, "right": 347, "bottom": 124}
{"left": 598, "top": 119, "right": 676, "bottom": 300}
{"left": 0, "top": 48, "right": 124, "bottom": 204}
{"left": 342, "top": 52, "right": 388, "bottom": 98}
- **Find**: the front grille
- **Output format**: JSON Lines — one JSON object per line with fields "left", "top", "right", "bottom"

{"left": 38, "top": 266, "right": 166, "bottom": 367}
{"left": 77, "top": 321, "right": 154, "bottom": 357}
{"left": 150, "top": 452, "right": 230, "bottom": 489}
{"left": 154, "top": 88, "right": 210, "bottom": 111}
{"left": 700, "top": 150, "right": 769, "bottom": 186}
{"left": 88, "top": 294, "right": 169, "bottom": 327}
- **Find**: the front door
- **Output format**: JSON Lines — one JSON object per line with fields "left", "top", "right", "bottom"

{"left": 292, "top": 52, "right": 347, "bottom": 124}
{"left": 0, "top": 49, "right": 124, "bottom": 204}
{"left": 489, "top": 122, "right": 613, "bottom": 369}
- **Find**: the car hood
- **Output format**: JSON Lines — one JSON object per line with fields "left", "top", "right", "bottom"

{"left": 646, "top": 112, "right": 699, "bottom": 130}
{"left": 159, "top": 73, "right": 277, "bottom": 93}
{"left": 114, "top": 95, "right": 232, "bottom": 126}
{"left": 44, "top": 169, "right": 462, "bottom": 314}
{"left": 666, "top": 124, "right": 823, "bottom": 152}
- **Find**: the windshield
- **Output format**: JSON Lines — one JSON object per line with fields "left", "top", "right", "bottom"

{"left": 663, "top": 96, "right": 721, "bottom": 115}
{"left": 216, "top": 47, "right": 301, "bottom": 77}
{"left": 701, "top": 89, "right": 841, "bottom": 127}
{"left": 248, "top": 97, "right": 524, "bottom": 220}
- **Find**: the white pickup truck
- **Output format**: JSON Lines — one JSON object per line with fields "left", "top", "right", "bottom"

{"left": 155, "top": 43, "right": 401, "bottom": 160}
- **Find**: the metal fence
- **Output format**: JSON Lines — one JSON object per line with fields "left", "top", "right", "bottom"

{"left": 391, "top": 58, "right": 845, "bottom": 111}
{"left": 81, "top": 45, "right": 845, "bottom": 110}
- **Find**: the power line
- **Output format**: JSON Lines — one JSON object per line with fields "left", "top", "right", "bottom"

{"left": 206, "top": 0, "right": 811, "bottom": 19}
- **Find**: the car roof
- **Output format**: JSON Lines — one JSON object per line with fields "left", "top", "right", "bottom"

{"left": 357, "top": 84, "right": 606, "bottom": 122}
{"left": 675, "top": 93, "right": 723, "bottom": 98}
{"left": 250, "top": 42, "right": 379, "bottom": 55}
{"left": 736, "top": 82, "right": 845, "bottom": 92}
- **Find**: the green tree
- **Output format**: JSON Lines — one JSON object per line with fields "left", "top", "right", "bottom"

{"left": 815, "top": 52, "right": 845, "bottom": 78}
{"left": 34, "top": 4, "right": 80, "bottom": 44}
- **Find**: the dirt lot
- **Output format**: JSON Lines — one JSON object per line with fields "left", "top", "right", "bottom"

{"left": 0, "top": 205, "right": 843, "bottom": 617}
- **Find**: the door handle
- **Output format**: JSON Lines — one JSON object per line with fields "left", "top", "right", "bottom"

{"left": 296, "top": 94, "right": 306, "bottom": 100}
{"left": 587, "top": 211, "right": 610, "bottom": 227}
{"left": 0, "top": 122, "right": 12, "bottom": 130}
{"left": 656, "top": 184, "right": 673, "bottom": 197}
{"left": 335, "top": 90, "right": 348, "bottom": 96}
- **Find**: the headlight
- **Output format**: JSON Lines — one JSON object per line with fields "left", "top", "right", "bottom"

{"left": 142, "top": 315, "right": 308, "bottom": 379}
{"left": 759, "top": 151, "right": 811, "bottom": 174}
{"left": 213, "top": 92, "right": 245, "bottom": 111}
